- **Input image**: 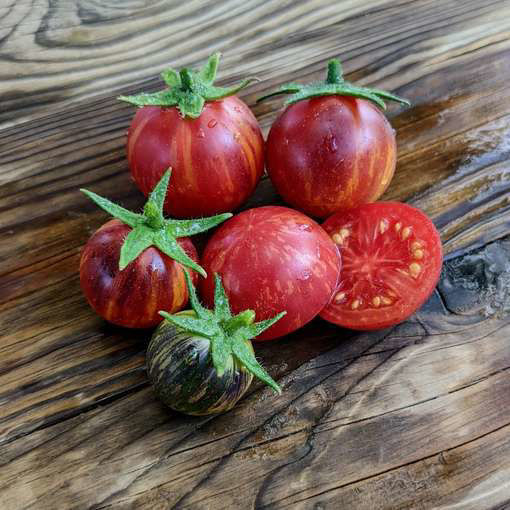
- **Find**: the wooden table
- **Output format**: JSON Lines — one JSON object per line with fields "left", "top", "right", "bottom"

{"left": 2, "top": 1, "right": 510, "bottom": 508}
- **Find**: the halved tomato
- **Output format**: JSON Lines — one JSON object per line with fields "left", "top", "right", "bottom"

{"left": 320, "top": 202, "right": 443, "bottom": 330}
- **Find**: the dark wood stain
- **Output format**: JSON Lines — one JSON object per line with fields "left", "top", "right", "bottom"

{"left": 1, "top": 0, "right": 510, "bottom": 508}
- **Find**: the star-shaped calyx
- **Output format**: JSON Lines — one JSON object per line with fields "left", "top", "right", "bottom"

{"left": 80, "top": 171, "right": 231, "bottom": 276}
{"left": 258, "top": 58, "right": 410, "bottom": 110}
{"left": 160, "top": 271, "right": 286, "bottom": 393}
{"left": 118, "top": 52, "right": 258, "bottom": 118}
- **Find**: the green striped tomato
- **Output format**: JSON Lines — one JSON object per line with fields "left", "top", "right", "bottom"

{"left": 146, "top": 312, "right": 254, "bottom": 415}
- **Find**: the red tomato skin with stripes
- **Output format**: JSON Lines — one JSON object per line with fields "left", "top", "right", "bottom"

{"left": 199, "top": 206, "right": 342, "bottom": 341}
{"left": 126, "top": 96, "right": 264, "bottom": 218}
{"left": 266, "top": 96, "right": 397, "bottom": 218}
{"left": 79, "top": 220, "right": 199, "bottom": 328}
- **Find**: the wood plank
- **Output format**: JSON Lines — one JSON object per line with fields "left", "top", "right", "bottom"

{"left": 1, "top": 0, "right": 510, "bottom": 507}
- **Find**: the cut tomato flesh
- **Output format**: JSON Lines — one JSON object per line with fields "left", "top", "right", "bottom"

{"left": 320, "top": 202, "right": 443, "bottom": 330}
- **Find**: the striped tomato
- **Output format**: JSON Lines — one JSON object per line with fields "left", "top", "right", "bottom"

{"left": 259, "top": 58, "right": 409, "bottom": 218}
{"left": 200, "top": 206, "right": 341, "bottom": 341}
{"left": 80, "top": 220, "right": 199, "bottom": 328}
{"left": 79, "top": 172, "right": 231, "bottom": 328}
{"left": 121, "top": 53, "right": 264, "bottom": 218}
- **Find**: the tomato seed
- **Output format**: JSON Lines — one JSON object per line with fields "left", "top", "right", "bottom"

{"left": 409, "top": 262, "right": 421, "bottom": 277}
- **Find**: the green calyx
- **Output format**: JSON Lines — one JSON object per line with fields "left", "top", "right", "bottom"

{"left": 257, "top": 58, "right": 410, "bottom": 110}
{"left": 80, "top": 170, "right": 231, "bottom": 276}
{"left": 160, "top": 271, "right": 285, "bottom": 393}
{"left": 118, "top": 52, "right": 258, "bottom": 118}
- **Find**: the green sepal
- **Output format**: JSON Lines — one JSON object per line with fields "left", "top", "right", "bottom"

{"left": 80, "top": 189, "right": 143, "bottom": 228}
{"left": 118, "top": 52, "right": 257, "bottom": 118}
{"left": 119, "top": 225, "right": 154, "bottom": 270}
{"left": 153, "top": 231, "right": 206, "bottom": 278}
{"left": 257, "top": 58, "right": 410, "bottom": 110}
{"left": 183, "top": 271, "right": 212, "bottom": 321}
{"left": 210, "top": 333, "right": 230, "bottom": 377}
{"left": 81, "top": 171, "right": 230, "bottom": 273}
{"left": 168, "top": 213, "right": 232, "bottom": 237}
{"left": 232, "top": 340, "right": 281, "bottom": 394}
{"left": 159, "top": 312, "right": 219, "bottom": 338}
{"left": 241, "top": 311, "right": 287, "bottom": 339}
{"left": 118, "top": 90, "right": 178, "bottom": 108}
{"left": 213, "top": 273, "right": 231, "bottom": 321}
{"left": 159, "top": 272, "right": 285, "bottom": 393}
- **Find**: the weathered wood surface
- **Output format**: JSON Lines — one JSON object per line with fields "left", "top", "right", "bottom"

{"left": 1, "top": 0, "right": 510, "bottom": 508}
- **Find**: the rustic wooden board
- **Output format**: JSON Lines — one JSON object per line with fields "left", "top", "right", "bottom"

{"left": 1, "top": 0, "right": 510, "bottom": 508}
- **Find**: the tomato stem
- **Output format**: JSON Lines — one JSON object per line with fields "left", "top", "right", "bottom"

{"left": 118, "top": 53, "right": 258, "bottom": 118}
{"left": 326, "top": 59, "right": 343, "bottom": 84}
{"left": 257, "top": 57, "right": 411, "bottom": 110}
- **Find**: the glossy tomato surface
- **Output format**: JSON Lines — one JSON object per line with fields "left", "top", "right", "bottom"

{"left": 127, "top": 96, "right": 264, "bottom": 218}
{"left": 320, "top": 202, "right": 443, "bottom": 330}
{"left": 266, "top": 96, "right": 397, "bottom": 218}
{"left": 200, "top": 206, "right": 341, "bottom": 341}
{"left": 80, "top": 219, "right": 199, "bottom": 328}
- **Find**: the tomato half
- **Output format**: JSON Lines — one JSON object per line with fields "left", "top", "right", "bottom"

{"left": 266, "top": 96, "right": 396, "bottom": 218}
{"left": 127, "top": 96, "right": 264, "bottom": 218}
{"left": 320, "top": 202, "right": 443, "bottom": 330}
{"left": 80, "top": 220, "right": 199, "bottom": 328}
{"left": 200, "top": 206, "right": 341, "bottom": 341}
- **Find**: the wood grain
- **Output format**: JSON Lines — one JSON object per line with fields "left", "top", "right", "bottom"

{"left": 1, "top": 0, "right": 510, "bottom": 508}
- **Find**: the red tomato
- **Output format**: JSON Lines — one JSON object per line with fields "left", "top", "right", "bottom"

{"left": 80, "top": 219, "right": 198, "bottom": 328}
{"left": 127, "top": 96, "right": 264, "bottom": 218}
{"left": 320, "top": 202, "right": 443, "bottom": 330}
{"left": 266, "top": 96, "right": 396, "bottom": 218}
{"left": 200, "top": 206, "right": 341, "bottom": 341}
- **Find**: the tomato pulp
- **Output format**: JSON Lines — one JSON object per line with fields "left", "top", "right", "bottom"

{"left": 320, "top": 202, "right": 443, "bottom": 330}
{"left": 127, "top": 96, "right": 264, "bottom": 218}
{"left": 266, "top": 96, "right": 396, "bottom": 218}
{"left": 80, "top": 220, "right": 199, "bottom": 328}
{"left": 200, "top": 206, "right": 341, "bottom": 341}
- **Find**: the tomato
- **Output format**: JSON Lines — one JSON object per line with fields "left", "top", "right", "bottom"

{"left": 266, "top": 96, "right": 396, "bottom": 218}
{"left": 80, "top": 219, "right": 198, "bottom": 328}
{"left": 122, "top": 53, "right": 264, "bottom": 218}
{"left": 147, "top": 273, "right": 284, "bottom": 415}
{"left": 79, "top": 171, "right": 231, "bottom": 328}
{"left": 320, "top": 202, "right": 443, "bottom": 330}
{"left": 200, "top": 206, "right": 341, "bottom": 341}
{"left": 259, "top": 58, "right": 409, "bottom": 218}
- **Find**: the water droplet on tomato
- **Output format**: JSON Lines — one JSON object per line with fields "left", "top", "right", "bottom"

{"left": 298, "top": 270, "right": 312, "bottom": 281}
{"left": 233, "top": 132, "right": 241, "bottom": 142}
{"left": 208, "top": 119, "right": 217, "bottom": 128}
{"left": 325, "top": 133, "right": 338, "bottom": 153}
{"left": 298, "top": 224, "right": 312, "bottom": 231}
{"left": 197, "top": 128, "right": 205, "bottom": 138}
{"left": 234, "top": 106, "right": 241, "bottom": 112}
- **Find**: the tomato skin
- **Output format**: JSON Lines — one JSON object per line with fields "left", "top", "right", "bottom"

{"left": 200, "top": 206, "right": 341, "bottom": 341}
{"left": 127, "top": 96, "right": 264, "bottom": 218}
{"left": 79, "top": 219, "right": 199, "bottom": 328}
{"left": 266, "top": 96, "right": 396, "bottom": 218}
{"left": 320, "top": 202, "right": 443, "bottom": 330}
